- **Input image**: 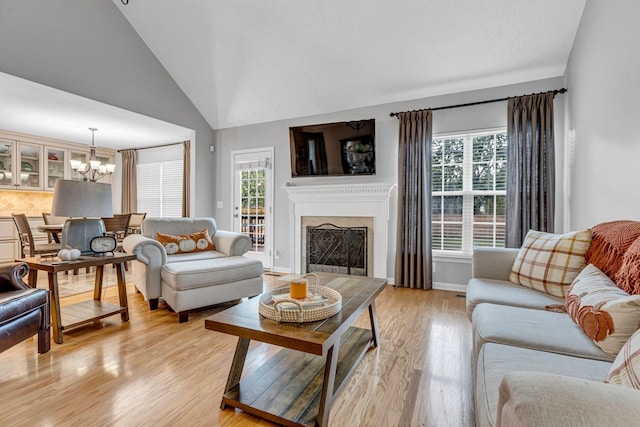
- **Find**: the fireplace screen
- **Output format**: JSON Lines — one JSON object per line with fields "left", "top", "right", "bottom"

{"left": 306, "top": 223, "right": 367, "bottom": 276}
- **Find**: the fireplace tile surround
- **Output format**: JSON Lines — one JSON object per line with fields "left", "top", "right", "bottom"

{"left": 283, "top": 183, "right": 394, "bottom": 279}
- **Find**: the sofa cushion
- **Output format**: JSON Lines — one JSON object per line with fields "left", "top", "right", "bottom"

{"left": 498, "top": 372, "right": 640, "bottom": 427}
{"left": 607, "top": 328, "right": 640, "bottom": 388}
{"left": 476, "top": 343, "right": 611, "bottom": 427}
{"left": 472, "top": 303, "right": 613, "bottom": 364}
{"left": 509, "top": 229, "right": 591, "bottom": 298}
{"left": 565, "top": 264, "right": 640, "bottom": 355}
{"left": 466, "top": 278, "right": 563, "bottom": 320}
{"left": 166, "top": 250, "right": 225, "bottom": 263}
{"left": 162, "top": 256, "right": 263, "bottom": 291}
{"left": 614, "top": 236, "right": 640, "bottom": 295}
{"left": 157, "top": 229, "right": 216, "bottom": 254}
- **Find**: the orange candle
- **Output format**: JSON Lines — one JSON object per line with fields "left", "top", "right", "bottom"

{"left": 290, "top": 278, "right": 308, "bottom": 299}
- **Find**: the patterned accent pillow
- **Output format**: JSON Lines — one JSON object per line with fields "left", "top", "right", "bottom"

{"left": 510, "top": 229, "right": 592, "bottom": 297}
{"left": 606, "top": 328, "right": 640, "bottom": 388}
{"left": 156, "top": 229, "right": 216, "bottom": 255}
{"left": 565, "top": 264, "right": 640, "bottom": 355}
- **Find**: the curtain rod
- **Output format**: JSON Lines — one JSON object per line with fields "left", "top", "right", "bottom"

{"left": 389, "top": 88, "right": 567, "bottom": 117}
{"left": 117, "top": 140, "right": 188, "bottom": 153}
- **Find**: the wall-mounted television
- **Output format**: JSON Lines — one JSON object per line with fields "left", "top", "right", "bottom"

{"left": 289, "top": 119, "right": 375, "bottom": 177}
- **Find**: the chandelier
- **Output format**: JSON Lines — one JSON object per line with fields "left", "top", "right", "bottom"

{"left": 69, "top": 128, "right": 116, "bottom": 182}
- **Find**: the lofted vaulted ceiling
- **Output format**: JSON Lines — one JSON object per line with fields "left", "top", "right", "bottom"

{"left": 0, "top": 1, "right": 586, "bottom": 149}
{"left": 115, "top": 0, "right": 586, "bottom": 130}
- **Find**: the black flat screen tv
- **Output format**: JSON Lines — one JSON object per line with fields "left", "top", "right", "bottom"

{"left": 289, "top": 119, "right": 375, "bottom": 177}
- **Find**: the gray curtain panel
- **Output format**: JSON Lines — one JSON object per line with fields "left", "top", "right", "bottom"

{"left": 120, "top": 149, "right": 137, "bottom": 214}
{"left": 182, "top": 141, "right": 191, "bottom": 218}
{"left": 506, "top": 91, "right": 555, "bottom": 248}
{"left": 395, "top": 110, "right": 433, "bottom": 290}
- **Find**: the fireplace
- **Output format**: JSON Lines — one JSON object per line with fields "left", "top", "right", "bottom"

{"left": 283, "top": 183, "right": 394, "bottom": 278}
{"left": 306, "top": 223, "right": 368, "bottom": 276}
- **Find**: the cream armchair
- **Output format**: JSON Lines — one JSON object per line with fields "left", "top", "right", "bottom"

{"left": 122, "top": 217, "right": 263, "bottom": 322}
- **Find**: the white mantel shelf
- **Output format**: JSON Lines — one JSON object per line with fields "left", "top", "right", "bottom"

{"left": 283, "top": 182, "right": 395, "bottom": 279}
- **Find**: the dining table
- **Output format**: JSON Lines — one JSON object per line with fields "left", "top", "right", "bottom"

{"left": 36, "top": 224, "right": 64, "bottom": 244}
{"left": 37, "top": 224, "right": 64, "bottom": 233}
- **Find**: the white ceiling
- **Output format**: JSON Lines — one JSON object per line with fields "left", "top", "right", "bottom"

{"left": 0, "top": 1, "right": 586, "bottom": 149}
{"left": 0, "top": 72, "right": 192, "bottom": 150}
{"left": 115, "top": 0, "right": 586, "bottom": 130}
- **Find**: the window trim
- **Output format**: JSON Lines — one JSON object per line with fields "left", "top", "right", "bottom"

{"left": 431, "top": 127, "right": 507, "bottom": 257}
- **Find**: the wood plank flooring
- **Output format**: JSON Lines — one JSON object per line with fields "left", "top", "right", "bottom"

{"left": 0, "top": 268, "right": 474, "bottom": 427}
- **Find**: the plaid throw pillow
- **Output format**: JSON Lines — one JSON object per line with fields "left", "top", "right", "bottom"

{"left": 509, "top": 229, "right": 592, "bottom": 297}
{"left": 607, "top": 328, "right": 640, "bottom": 388}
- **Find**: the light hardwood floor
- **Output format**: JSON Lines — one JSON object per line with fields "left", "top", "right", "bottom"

{"left": 0, "top": 268, "right": 474, "bottom": 427}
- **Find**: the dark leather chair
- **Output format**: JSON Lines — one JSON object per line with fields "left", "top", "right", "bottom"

{"left": 0, "top": 263, "right": 50, "bottom": 354}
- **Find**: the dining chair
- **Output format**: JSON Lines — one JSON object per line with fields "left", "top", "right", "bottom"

{"left": 41, "top": 212, "right": 83, "bottom": 275}
{"left": 12, "top": 214, "right": 60, "bottom": 258}
{"left": 41, "top": 212, "right": 62, "bottom": 244}
{"left": 127, "top": 212, "right": 146, "bottom": 235}
{"left": 102, "top": 214, "right": 132, "bottom": 270}
{"left": 102, "top": 214, "right": 131, "bottom": 245}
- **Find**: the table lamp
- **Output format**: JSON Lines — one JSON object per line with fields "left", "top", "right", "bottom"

{"left": 51, "top": 180, "right": 113, "bottom": 254}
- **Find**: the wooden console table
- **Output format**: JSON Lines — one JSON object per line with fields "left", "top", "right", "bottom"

{"left": 205, "top": 273, "right": 387, "bottom": 427}
{"left": 18, "top": 253, "right": 136, "bottom": 344}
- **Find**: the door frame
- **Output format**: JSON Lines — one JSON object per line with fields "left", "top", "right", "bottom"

{"left": 230, "top": 147, "right": 274, "bottom": 269}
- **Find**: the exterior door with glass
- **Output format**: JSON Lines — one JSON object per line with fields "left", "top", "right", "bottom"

{"left": 232, "top": 148, "right": 273, "bottom": 269}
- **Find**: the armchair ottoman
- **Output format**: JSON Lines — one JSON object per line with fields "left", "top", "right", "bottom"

{"left": 123, "top": 217, "right": 263, "bottom": 322}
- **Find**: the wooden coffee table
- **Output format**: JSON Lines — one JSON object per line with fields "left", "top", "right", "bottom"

{"left": 205, "top": 273, "right": 387, "bottom": 427}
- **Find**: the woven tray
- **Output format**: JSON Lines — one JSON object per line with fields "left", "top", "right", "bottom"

{"left": 259, "top": 275, "right": 342, "bottom": 323}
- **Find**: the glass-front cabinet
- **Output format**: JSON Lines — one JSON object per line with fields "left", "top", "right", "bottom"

{"left": 0, "top": 140, "right": 44, "bottom": 190}
{"left": 45, "top": 146, "right": 66, "bottom": 190}
{"left": 17, "top": 143, "right": 43, "bottom": 190}
{"left": 0, "top": 139, "right": 15, "bottom": 188}
{"left": 95, "top": 152, "right": 115, "bottom": 184}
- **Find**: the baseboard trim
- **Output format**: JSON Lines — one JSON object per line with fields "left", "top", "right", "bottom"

{"left": 268, "top": 267, "right": 291, "bottom": 275}
{"left": 433, "top": 281, "right": 467, "bottom": 293}
{"left": 264, "top": 273, "right": 459, "bottom": 292}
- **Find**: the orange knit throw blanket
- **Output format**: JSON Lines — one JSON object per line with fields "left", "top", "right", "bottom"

{"left": 586, "top": 220, "right": 640, "bottom": 280}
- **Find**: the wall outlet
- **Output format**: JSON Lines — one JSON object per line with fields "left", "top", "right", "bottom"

{"left": 209, "top": 145, "right": 215, "bottom": 153}
{"left": 217, "top": 201, "right": 223, "bottom": 209}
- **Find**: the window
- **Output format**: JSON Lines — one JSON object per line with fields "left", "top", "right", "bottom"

{"left": 431, "top": 129, "right": 506, "bottom": 254}
{"left": 137, "top": 160, "right": 183, "bottom": 217}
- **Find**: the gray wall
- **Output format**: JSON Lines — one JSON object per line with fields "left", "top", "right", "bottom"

{"left": 216, "top": 77, "right": 566, "bottom": 287}
{"left": 0, "top": 0, "right": 216, "bottom": 216}
{"left": 564, "top": 0, "right": 640, "bottom": 230}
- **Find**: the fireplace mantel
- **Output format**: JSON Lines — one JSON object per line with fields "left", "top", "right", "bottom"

{"left": 283, "top": 183, "right": 394, "bottom": 278}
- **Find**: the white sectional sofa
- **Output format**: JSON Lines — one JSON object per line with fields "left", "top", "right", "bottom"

{"left": 122, "top": 217, "right": 263, "bottom": 322}
{"left": 467, "top": 235, "right": 640, "bottom": 427}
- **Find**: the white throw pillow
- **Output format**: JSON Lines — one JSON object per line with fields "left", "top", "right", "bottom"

{"left": 566, "top": 264, "right": 640, "bottom": 355}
